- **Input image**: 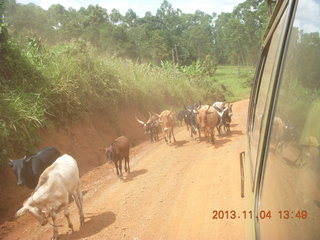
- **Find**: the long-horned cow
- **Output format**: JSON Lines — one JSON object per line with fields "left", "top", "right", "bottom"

{"left": 136, "top": 113, "right": 160, "bottom": 142}
{"left": 153, "top": 110, "right": 176, "bottom": 144}
{"left": 101, "top": 136, "right": 130, "bottom": 177}
{"left": 15, "top": 154, "right": 84, "bottom": 240}
{"left": 196, "top": 105, "right": 219, "bottom": 143}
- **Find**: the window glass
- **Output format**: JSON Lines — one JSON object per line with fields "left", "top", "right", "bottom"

{"left": 248, "top": 8, "right": 288, "bottom": 182}
{"left": 259, "top": 0, "right": 320, "bottom": 239}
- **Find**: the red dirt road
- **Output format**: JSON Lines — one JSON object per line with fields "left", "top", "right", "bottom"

{"left": 1, "top": 99, "right": 248, "bottom": 240}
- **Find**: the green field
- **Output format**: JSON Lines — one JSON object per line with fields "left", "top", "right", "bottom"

{"left": 215, "top": 65, "right": 255, "bottom": 102}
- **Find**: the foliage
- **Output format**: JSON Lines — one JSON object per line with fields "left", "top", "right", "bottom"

{"left": 0, "top": 34, "right": 252, "bottom": 164}
{"left": 2, "top": 0, "right": 269, "bottom": 66}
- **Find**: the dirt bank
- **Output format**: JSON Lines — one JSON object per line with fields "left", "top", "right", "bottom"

{"left": 0, "top": 109, "right": 150, "bottom": 225}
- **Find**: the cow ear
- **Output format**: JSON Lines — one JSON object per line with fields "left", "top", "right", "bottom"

{"left": 8, "top": 159, "right": 13, "bottom": 168}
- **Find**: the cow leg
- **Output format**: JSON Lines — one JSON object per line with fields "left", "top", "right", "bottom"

{"left": 50, "top": 211, "right": 59, "bottom": 240}
{"left": 172, "top": 128, "right": 176, "bottom": 142}
{"left": 211, "top": 129, "right": 215, "bottom": 144}
{"left": 198, "top": 128, "right": 201, "bottom": 142}
{"left": 73, "top": 188, "right": 85, "bottom": 226}
{"left": 125, "top": 157, "right": 130, "bottom": 173}
{"left": 63, "top": 206, "right": 74, "bottom": 233}
{"left": 119, "top": 159, "right": 123, "bottom": 177}
{"left": 114, "top": 161, "right": 120, "bottom": 176}
{"left": 216, "top": 125, "right": 221, "bottom": 135}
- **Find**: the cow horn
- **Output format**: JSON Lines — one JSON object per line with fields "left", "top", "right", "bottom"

{"left": 135, "top": 116, "right": 145, "bottom": 125}
{"left": 184, "top": 105, "right": 191, "bottom": 113}
{"left": 205, "top": 105, "right": 210, "bottom": 113}
{"left": 151, "top": 111, "right": 160, "bottom": 118}
{"left": 8, "top": 159, "right": 13, "bottom": 167}
{"left": 147, "top": 112, "right": 152, "bottom": 123}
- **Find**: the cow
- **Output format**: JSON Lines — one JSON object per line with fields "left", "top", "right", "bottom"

{"left": 196, "top": 105, "right": 219, "bottom": 143}
{"left": 15, "top": 154, "right": 85, "bottom": 240}
{"left": 102, "top": 136, "right": 130, "bottom": 177}
{"left": 184, "top": 104, "right": 199, "bottom": 138}
{"left": 153, "top": 110, "right": 176, "bottom": 144}
{"left": 175, "top": 110, "right": 187, "bottom": 127}
{"left": 136, "top": 113, "right": 160, "bottom": 142}
{"left": 212, "top": 101, "right": 227, "bottom": 113}
{"left": 216, "top": 103, "right": 233, "bottom": 135}
{"left": 9, "top": 146, "right": 61, "bottom": 189}
{"left": 270, "top": 116, "right": 287, "bottom": 152}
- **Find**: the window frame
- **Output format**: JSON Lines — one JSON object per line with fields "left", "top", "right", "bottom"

{"left": 247, "top": 0, "right": 290, "bottom": 192}
{"left": 253, "top": 0, "right": 299, "bottom": 239}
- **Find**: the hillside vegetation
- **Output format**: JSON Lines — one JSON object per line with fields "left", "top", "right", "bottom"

{"left": 0, "top": 0, "right": 262, "bottom": 164}
{"left": 0, "top": 35, "right": 253, "bottom": 164}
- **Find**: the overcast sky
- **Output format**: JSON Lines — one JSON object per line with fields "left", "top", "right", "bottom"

{"left": 16, "top": 0, "right": 244, "bottom": 16}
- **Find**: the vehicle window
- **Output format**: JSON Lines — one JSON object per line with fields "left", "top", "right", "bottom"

{"left": 259, "top": 0, "right": 320, "bottom": 239}
{"left": 248, "top": 7, "right": 288, "bottom": 183}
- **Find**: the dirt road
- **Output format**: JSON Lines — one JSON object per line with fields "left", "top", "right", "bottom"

{"left": 1, "top": 99, "right": 248, "bottom": 240}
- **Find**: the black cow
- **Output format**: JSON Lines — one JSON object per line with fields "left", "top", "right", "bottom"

{"left": 8, "top": 146, "right": 61, "bottom": 189}
{"left": 216, "top": 103, "right": 233, "bottom": 135}
{"left": 184, "top": 104, "right": 199, "bottom": 138}
{"left": 176, "top": 110, "right": 187, "bottom": 127}
{"left": 136, "top": 113, "right": 160, "bottom": 143}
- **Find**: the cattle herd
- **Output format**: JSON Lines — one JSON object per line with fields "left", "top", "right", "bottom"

{"left": 8, "top": 101, "right": 233, "bottom": 239}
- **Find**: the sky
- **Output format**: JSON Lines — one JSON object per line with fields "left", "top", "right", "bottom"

{"left": 16, "top": 0, "right": 244, "bottom": 17}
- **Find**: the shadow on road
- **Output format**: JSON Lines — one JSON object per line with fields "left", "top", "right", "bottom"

{"left": 226, "top": 130, "right": 243, "bottom": 137}
{"left": 59, "top": 211, "right": 116, "bottom": 240}
{"left": 172, "top": 140, "right": 188, "bottom": 148}
{"left": 123, "top": 169, "right": 148, "bottom": 182}
{"left": 214, "top": 138, "right": 232, "bottom": 148}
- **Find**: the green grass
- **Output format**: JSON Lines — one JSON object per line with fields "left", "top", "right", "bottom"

{"left": 214, "top": 65, "right": 255, "bottom": 102}
{"left": 0, "top": 38, "right": 254, "bottom": 164}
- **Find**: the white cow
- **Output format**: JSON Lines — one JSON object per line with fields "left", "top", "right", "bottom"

{"left": 15, "top": 154, "right": 84, "bottom": 240}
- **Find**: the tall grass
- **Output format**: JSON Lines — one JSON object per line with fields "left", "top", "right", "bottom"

{"left": 0, "top": 38, "right": 252, "bottom": 164}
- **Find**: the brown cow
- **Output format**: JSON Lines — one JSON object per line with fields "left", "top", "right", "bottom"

{"left": 153, "top": 110, "right": 176, "bottom": 144}
{"left": 101, "top": 136, "right": 130, "bottom": 177}
{"left": 196, "top": 105, "right": 219, "bottom": 143}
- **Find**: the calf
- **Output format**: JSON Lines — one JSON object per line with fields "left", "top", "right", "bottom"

{"left": 102, "top": 136, "right": 130, "bottom": 177}
{"left": 15, "top": 154, "right": 84, "bottom": 240}
{"left": 9, "top": 146, "right": 61, "bottom": 189}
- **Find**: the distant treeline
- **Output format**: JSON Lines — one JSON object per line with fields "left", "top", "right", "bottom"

{"left": 2, "top": 0, "right": 268, "bottom": 66}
